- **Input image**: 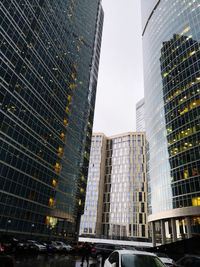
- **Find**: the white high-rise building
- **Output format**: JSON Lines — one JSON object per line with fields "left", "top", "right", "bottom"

{"left": 80, "top": 132, "right": 148, "bottom": 240}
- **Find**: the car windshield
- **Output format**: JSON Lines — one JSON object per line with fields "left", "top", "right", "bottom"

{"left": 121, "top": 254, "right": 166, "bottom": 267}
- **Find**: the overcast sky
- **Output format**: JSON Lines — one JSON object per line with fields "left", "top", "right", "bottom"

{"left": 93, "top": 0, "right": 144, "bottom": 136}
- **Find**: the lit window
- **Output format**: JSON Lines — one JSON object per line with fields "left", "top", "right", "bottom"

{"left": 163, "top": 72, "right": 168, "bottom": 77}
{"left": 58, "top": 147, "right": 64, "bottom": 156}
{"left": 63, "top": 118, "right": 68, "bottom": 126}
{"left": 67, "top": 95, "right": 72, "bottom": 102}
{"left": 80, "top": 188, "right": 85, "bottom": 193}
{"left": 183, "top": 169, "right": 189, "bottom": 179}
{"left": 60, "top": 132, "right": 65, "bottom": 140}
{"left": 181, "top": 26, "right": 190, "bottom": 35}
{"left": 46, "top": 216, "right": 57, "bottom": 227}
{"left": 54, "top": 163, "right": 61, "bottom": 173}
{"left": 52, "top": 179, "right": 57, "bottom": 187}
{"left": 49, "top": 198, "right": 55, "bottom": 207}
{"left": 192, "top": 197, "right": 200, "bottom": 206}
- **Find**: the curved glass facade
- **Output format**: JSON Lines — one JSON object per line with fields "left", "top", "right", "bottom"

{"left": 142, "top": 0, "right": 200, "bottom": 243}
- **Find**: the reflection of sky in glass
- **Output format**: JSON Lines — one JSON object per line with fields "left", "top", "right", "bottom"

{"left": 80, "top": 135, "right": 104, "bottom": 233}
{"left": 141, "top": 0, "right": 159, "bottom": 31}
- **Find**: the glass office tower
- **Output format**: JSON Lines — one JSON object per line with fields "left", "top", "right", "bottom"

{"left": 0, "top": 0, "right": 103, "bottom": 239}
{"left": 142, "top": 0, "right": 200, "bottom": 245}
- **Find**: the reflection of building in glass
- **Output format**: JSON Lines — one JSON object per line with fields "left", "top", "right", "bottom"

{"left": 79, "top": 133, "right": 107, "bottom": 236}
{"left": 80, "top": 132, "right": 148, "bottom": 240}
{"left": 161, "top": 34, "right": 200, "bottom": 209}
{"left": 0, "top": 0, "right": 103, "bottom": 239}
{"left": 142, "top": 0, "right": 200, "bottom": 245}
{"left": 136, "top": 98, "right": 145, "bottom": 131}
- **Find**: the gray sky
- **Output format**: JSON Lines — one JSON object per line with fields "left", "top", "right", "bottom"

{"left": 93, "top": 0, "right": 144, "bottom": 136}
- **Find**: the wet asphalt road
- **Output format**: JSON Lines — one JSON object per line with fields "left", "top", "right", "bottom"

{"left": 14, "top": 254, "right": 97, "bottom": 267}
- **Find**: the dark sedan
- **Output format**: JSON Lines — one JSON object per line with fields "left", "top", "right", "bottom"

{"left": 176, "top": 254, "right": 200, "bottom": 267}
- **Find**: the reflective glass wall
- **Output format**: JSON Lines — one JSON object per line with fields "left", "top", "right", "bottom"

{"left": 79, "top": 134, "right": 106, "bottom": 236}
{"left": 0, "top": 0, "right": 103, "bottom": 239}
{"left": 142, "top": 0, "right": 200, "bottom": 244}
{"left": 136, "top": 98, "right": 145, "bottom": 131}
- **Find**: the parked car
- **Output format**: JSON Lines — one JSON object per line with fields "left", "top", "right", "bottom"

{"left": 104, "top": 250, "right": 166, "bottom": 267}
{"left": 91, "top": 243, "right": 123, "bottom": 266}
{"left": 41, "top": 241, "right": 58, "bottom": 253}
{"left": 55, "top": 241, "right": 72, "bottom": 252}
{"left": 91, "top": 243, "right": 117, "bottom": 259}
{"left": 155, "top": 252, "right": 175, "bottom": 266}
{"left": 16, "top": 240, "right": 30, "bottom": 252}
{"left": 27, "top": 240, "right": 46, "bottom": 252}
{"left": 176, "top": 254, "right": 200, "bottom": 267}
{"left": 49, "top": 241, "right": 61, "bottom": 252}
{"left": 120, "top": 245, "right": 136, "bottom": 251}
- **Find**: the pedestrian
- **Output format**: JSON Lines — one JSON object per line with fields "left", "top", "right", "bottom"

{"left": 81, "top": 242, "right": 91, "bottom": 266}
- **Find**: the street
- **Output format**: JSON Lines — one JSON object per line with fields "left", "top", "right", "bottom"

{"left": 14, "top": 254, "right": 97, "bottom": 267}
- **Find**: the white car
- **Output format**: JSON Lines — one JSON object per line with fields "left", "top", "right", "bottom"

{"left": 104, "top": 250, "right": 166, "bottom": 267}
{"left": 27, "top": 240, "right": 46, "bottom": 252}
{"left": 50, "top": 241, "right": 61, "bottom": 251}
{"left": 55, "top": 241, "right": 72, "bottom": 252}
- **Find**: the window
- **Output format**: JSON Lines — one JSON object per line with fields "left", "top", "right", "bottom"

{"left": 109, "top": 252, "right": 119, "bottom": 267}
{"left": 121, "top": 254, "right": 165, "bottom": 267}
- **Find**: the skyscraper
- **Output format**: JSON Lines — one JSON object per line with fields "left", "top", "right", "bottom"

{"left": 0, "top": 0, "right": 103, "bottom": 239}
{"left": 141, "top": 0, "right": 200, "bottom": 245}
{"left": 136, "top": 98, "right": 145, "bottom": 131}
{"left": 80, "top": 132, "right": 148, "bottom": 240}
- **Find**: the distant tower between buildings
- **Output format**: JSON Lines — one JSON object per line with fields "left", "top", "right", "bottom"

{"left": 136, "top": 98, "right": 145, "bottom": 131}
{"left": 1, "top": 0, "right": 103, "bottom": 239}
{"left": 80, "top": 132, "right": 148, "bottom": 240}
